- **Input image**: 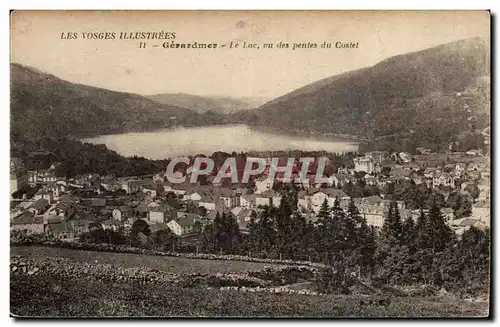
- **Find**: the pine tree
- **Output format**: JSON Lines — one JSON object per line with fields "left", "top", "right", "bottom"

{"left": 346, "top": 198, "right": 369, "bottom": 254}
{"left": 401, "top": 216, "right": 416, "bottom": 251}
{"left": 331, "top": 197, "right": 353, "bottom": 253}
{"left": 427, "top": 198, "right": 453, "bottom": 252}
{"left": 415, "top": 208, "right": 432, "bottom": 250}
{"left": 316, "top": 198, "right": 331, "bottom": 223}
{"left": 381, "top": 199, "right": 403, "bottom": 246}
{"left": 357, "top": 219, "right": 376, "bottom": 278}
{"left": 211, "top": 212, "right": 241, "bottom": 254}
{"left": 346, "top": 197, "right": 364, "bottom": 227}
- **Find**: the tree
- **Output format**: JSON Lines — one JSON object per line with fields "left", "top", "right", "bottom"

{"left": 151, "top": 229, "right": 176, "bottom": 250}
{"left": 131, "top": 219, "right": 151, "bottom": 237}
{"left": 130, "top": 219, "right": 151, "bottom": 247}
{"left": 454, "top": 195, "right": 472, "bottom": 219}
{"left": 346, "top": 197, "right": 374, "bottom": 271}
{"left": 401, "top": 216, "right": 416, "bottom": 251}
{"left": 316, "top": 198, "right": 330, "bottom": 222}
{"left": 426, "top": 199, "right": 453, "bottom": 252}
{"left": 415, "top": 209, "right": 432, "bottom": 250}
{"left": 211, "top": 212, "right": 241, "bottom": 254}
{"left": 464, "top": 183, "right": 480, "bottom": 199}
{"left": 200, "top": 222, "right": 217, "bottom": 253}
{"left": 381, "top": 200, "right": 403, "bottom": 246}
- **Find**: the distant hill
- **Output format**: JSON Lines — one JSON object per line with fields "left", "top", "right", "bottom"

{"left": 233, "top": 37, "right": 490, "bottom": 150}
{"left": 146, "top": 93, "right": 269, "bottom": 114}
{"left": 10, "top": 63, "right": 199, "bottom": 140}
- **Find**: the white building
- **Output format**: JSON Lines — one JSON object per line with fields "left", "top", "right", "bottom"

{"left": 353, "top": 157, "right": 376, "bottom": 174}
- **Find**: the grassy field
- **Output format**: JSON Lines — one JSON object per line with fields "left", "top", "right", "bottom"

{"left": 11, "top": 246, "right": 282, "bottom": 274}
{"left": 11, "top": 273, "right": 489, "bottom": 318}
{"left": 10, "top": 246, "right": 490, "bottom": 318}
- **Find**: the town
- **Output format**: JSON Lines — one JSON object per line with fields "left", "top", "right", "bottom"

{"left": 10, "top": 142, "right": 490, "bottom": 246}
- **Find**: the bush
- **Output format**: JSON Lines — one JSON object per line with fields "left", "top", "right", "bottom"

{"left": 314, "top": 266, "right": 355, "bottom": 295}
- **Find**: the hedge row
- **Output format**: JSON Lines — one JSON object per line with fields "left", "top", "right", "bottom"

{"left": 11, "top": 236, "right": 328, "bottom": 268}
{"left": 11, "top": 255, "right": 318, "bottom": 290}
{"left": 219, "top": 285, "right": 321, "bottom": 296}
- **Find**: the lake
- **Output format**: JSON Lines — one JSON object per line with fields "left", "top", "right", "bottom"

{"left": 81, "top": 124, "right": 359, "bottom": 160}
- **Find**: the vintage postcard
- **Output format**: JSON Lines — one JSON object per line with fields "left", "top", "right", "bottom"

{"left": 10, "top": 10, "right": 491, "bottom": 318}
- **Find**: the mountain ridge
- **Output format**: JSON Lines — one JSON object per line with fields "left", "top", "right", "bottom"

{"left": 230, "top": 37, "right": 490, "bottom": 150}
{"left": 10, "top": 63, "right": 199, "bottom": 140}
{"left": 146, "top": 93, "right": 268, "bottom": 114}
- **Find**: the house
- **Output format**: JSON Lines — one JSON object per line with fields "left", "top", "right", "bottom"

{"left": 432, "top": 172, "right": 455, "bottom": 188}
{"left": 167, "top": 214, "right": 197, "bottom": 236}
{"left": 359, "top": 205, "right": 386, "bottom": 228}
{"left": 205, "top": 210, "right": 219, "bottom": 222}
{"left": 240, "top": 194, "right": 256, "bottom": 209}
{"left": 363, "top": 174, "right": 377, "bottom": 186}
{"left": 477, "top": 184, "right": 490, "bottom": 201}
{"left": 153, "top": 172, "right": 166, "bottom": 183}
{"left": 310, "top": 189, "right": 348, "bottom": 212}
{"left": 121, "top": 179, "right": 142, "bottom": 194}
{"left": 183, "top": 191, "right": 202, "bottom": 202}
{"left": 148, "top": 205, "right": 174, "bottom": 223}
{"left": 27, "top": 198, "right": 49, "bottom": 216}
{"left": 198, "top": 195, "right": 217, "bottom": 211}
{"left": 452, "top": 218, "right": 487, "bottom": 236}
{"left": 365, "top": 151, "right": 387, "bottom": 164}
{"left": 353, "top": 157, "right": 377, "bottom": 174}
{"left": 69, "top": 219, "right": 91, "bottom": 236}
{"left": 235, "top": 187, "right": 249, "bottom": 195}
{"left": 467, "top": 163, "right": 480, "bottom": 172}
{"left": 236, "top": 208, "right": 255, "bottom": 223}
{"left": 45, "top": 200, "right": 76, "bottom": 220}
{"left": 255, "top": 190, "right": 282, "bottom": 208}
{"left": 46, "top": 221, "right": 76, "bottom": 241}
{"left": 303, "top": 212, "right": 317, "bottom": 224}
{"left": 411, "top": 176, "right": 424, "bottom": 185}
{"left": 10, "top": 213, "right": 44, "bottom": 235}
{"left": 34, "top": 189, "right": 54, "bottom": 203}
{"left": 378, "top": 198, "right": 406, "bottom": 210}
{"left": 237, "top": 218, "right": 252, "bottom": 235}
{"left": 87, "top": 198, "right": 106, "bottom": 208}
{"left": 45, "top": 182, "right": 65, "bottom": 199}
{"left": 391, "top": 168, "right": 413, "bottom": 181}
{"left": 440, "top": 207, "right": 455, "bottom": 224}
{"left": 142, "top": 188, "right": 158, "bottom": 198}
{"left": 360, "top": 195, "right": 383, "bottom": 206}
{"left": 255, "top": 195, "right": 271, "bottom": 207}
{"left": 399, "top": 152, "right": 412, "bottom": 163}
{"left": 218, "top": 190, "right": 241, "bottom": 210}
{"left": 236, "top": 209, "right": 256, "bottom": 234}
{"left": 231, "top": 206, "right": 244, "bottom": 217}
{"left": 454, "top": 163, "right": 467, "bottom": 178}
{"left": 376, "top": 178, "right": 391, "bottom": 189}
{"left": 164, "top": 185, "right": 187, "bottom": 196}
{"left": 466, "top": 149, "right": 481, "bottom": 156}
{"left": 97, "top": 219, "right": 118, "bottom": 231}
{"left": 471, "top": 204, "right": 490, "bottom": 226}
{"left": 10, "top": 169, "right": 28, "bottom": 195}
{"left": 112, "top": 206, "right": 133, "bottom": 222}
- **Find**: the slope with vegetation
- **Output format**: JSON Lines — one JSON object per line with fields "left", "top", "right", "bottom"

{"left": 232, "top": 37, "right": 490, "bottom": 151}
{"left": 10, "top": 63, "right": 198, "bottom": 140}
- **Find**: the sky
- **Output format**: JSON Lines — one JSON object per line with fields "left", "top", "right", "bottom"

{"left": 11, "top": 10, "right": 490, "bottom": 99}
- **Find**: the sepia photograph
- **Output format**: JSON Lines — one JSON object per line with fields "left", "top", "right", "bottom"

{"left": 9, "top": 10, "right": 491, "bottom": 318}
